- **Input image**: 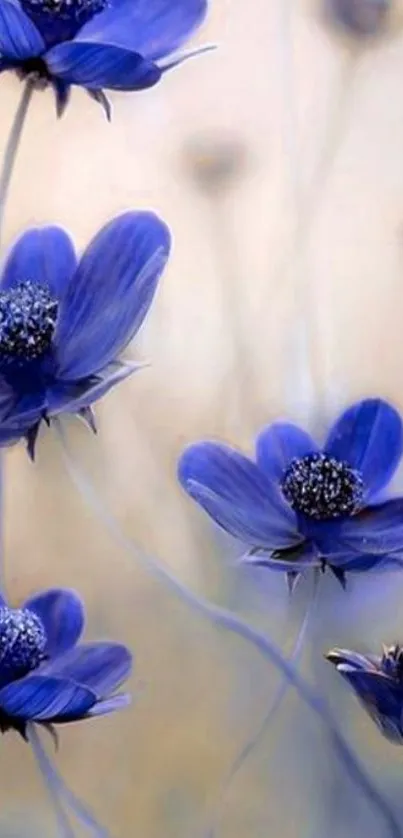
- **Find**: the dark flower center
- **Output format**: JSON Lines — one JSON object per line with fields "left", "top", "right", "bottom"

{"left": 281, "top": 453, "right": 364, "bottom": 520}
{"left": 0, "top": 282, "right": 58, "bottom": 366}
{"left": 21, "top": 0, "right": 107, "bottom": 25}
{"left": 0, "top": 607, "right": 47, "bottom": 684}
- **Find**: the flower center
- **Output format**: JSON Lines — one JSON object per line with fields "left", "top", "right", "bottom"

{"left": 281, "top": 453, "right": 364, "bottom": 520}
{"left": 21, "top": 0, "right": 107, "bottom": 25}
{"left": 0, "top": 282, "right": 58, "bottom": 366}
{"left": 0, "top": 607, "right": 47, "bottom": 684}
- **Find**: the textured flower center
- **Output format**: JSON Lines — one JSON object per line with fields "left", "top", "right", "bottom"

{"left": 281, "top": 453, "right": 364, "bottom": 520}
{"left": 0, "top": 607, "right": 46, "bottom": 683}
{"left": 0, "top": 282, "right": 58, "bottom": 366}
{"left": 21, "top": 0, "right": 107, "bottom": 24}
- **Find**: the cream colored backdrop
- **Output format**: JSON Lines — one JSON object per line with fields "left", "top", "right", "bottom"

{"left": 1, "top": 1, "right": 403, "bottom": 837}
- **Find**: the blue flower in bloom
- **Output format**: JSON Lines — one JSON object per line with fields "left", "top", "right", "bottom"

{"left": 0, "top": 0, "right": 209, "bottom": 115}
{"left": 178, "top": 399, "right": 403, "bottom": 590}
{"left": 0, "top": 210, "right": 171, "bottom": 457}
{"left": 0, "top": 587, "right": 132, "bottom": 739}
{"left": 327, "top": 644, "right": 403, "bottom": 744}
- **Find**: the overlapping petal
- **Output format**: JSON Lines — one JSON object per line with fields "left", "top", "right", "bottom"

{"left": 325, "top": 399, "right": 403, "bottom": 498}
{"left": 79, "top": 0, "right": 208, "bottom": 62}
{"left": 24, "top": 589, "right": 85, "bottom": 656}
{"left": 41, "top": 642, "right": 133, "bottom": 696}
{"left": 86, "top": 693, "right": 131, "bottom": 717}
{"left": 0, "top": 0, "right": 44, "bottom": 59}
{"left": 179, "top": 442, "right": 298, "bottom": 549}
{"left": 47, "top": 360, "right": 141, "bottom": 416}
{"left": 316, "top": 500, "right": 403, "bottom": 558}
{"left": 256, "top": 422, "right": 318, "bottom": 481}
{"left": 0, "top": 675, "right": 96, "bottom": 721}
{"left": 55, "top": 211, "right": 170, "bottom": 380}
{"left": 2, "top": 226, "right": 77, "bottom": 299}
{"left": 46, "top": 41, "right": 161, "bottom": 90}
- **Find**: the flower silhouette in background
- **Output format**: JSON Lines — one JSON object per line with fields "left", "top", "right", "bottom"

{"left": 0, "top": 210, "right": 171, "bottom": 458}
{"left": 327, "top": 644, "right": 403, "bottom": 743}
{"left": 0, "top": 587, "right": 132, "bottom": 737}
{"left": 324, "top": 0, "right": 391, "bottom": 38}
{"left": 0, "top": 0, "right": 209, "bottom": 116}
{"left": 179, "top": 399, "right": 403, "bottom": 591}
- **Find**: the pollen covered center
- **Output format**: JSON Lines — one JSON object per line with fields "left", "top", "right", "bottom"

{"left": 21, "top": 0, "right": 107, "bottom": 23}
{"left": 0, "top": 607, "right": 47, "bottom": 683}
{"left": 0, "top": 281, "right": 58, "bottom": 365}
{"left": 281, "top": 452, "right": 364, "bottom": 520}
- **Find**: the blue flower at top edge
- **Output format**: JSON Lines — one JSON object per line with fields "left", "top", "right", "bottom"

{"left": 327, "top": 644, "right": 403, "bottom": 744}
{"left": 0, "top": 210, "right": 171, "bottom": 458}
{"left": 325, "top": 0, "right": 390, "bottom": 39}
{"left": 0, "top": 0, "right": 209, "bottom": 116}
{"left": 178, "top": 399, "right": 403, "bottom": 589}
{"left": 0, "top": 587, "right": 132, "bottom": 739}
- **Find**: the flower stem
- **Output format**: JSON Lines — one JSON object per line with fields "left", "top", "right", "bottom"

{"left": 28, "top": 724, "right": 76, "bottom": 838}
{"left": 0, "top": 78, "right": 35, "bottom": 248}
{"left": 54, "top": 420, "right": 402, "bottom": 838}
{"left": 205, "top": 571, "right": 320, "bottom": 838}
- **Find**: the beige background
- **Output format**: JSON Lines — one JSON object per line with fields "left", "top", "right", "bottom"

{"left": 1, "top": 1, "right": 403, "bottom": 836}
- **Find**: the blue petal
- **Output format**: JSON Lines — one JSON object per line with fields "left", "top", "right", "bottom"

{"left": 325, "top": 399, "right": 403, "bottom": 497}
{"left": 335, "top": 669, "right": 403, "bottom": 743}
{"left": 178, "top": 442, "right": 299, "bottom": 549}
{"left": 0, "top": 675, "right": 95, "bottom": 721}
{"left": 0, "top": 0, "right": 43, "bottom": 59}
{"left": 241, "top": 541, "right": 320, "bottom": 573}
{"left": 47, "top": 360, "right": 141, "bottom": 416}
{"left": 317, "top": 500, "right": 403, "bottom": 558}
{"left": 78, "top": 0, "right": 208, "bottom": 62}
{"left": 46, "top": 40, "right": 161, "bottom": 90}
{"left": 1, "top": 226, "right": 76, "bottom": 299}
{"left": 24, "top": 589, "right": 85, "bottom": 657}
{"left": 41, "top": 642, "right": 133, "bottom": 697}
{"left": 55, "top": 212, "right": 170, "bottom": 380}
{"left": 326, "top": 648, "right": 378, "bottom": 671}
{"left": 86, "top": 693, "right": 131, "bottom": 717}
{"left": 256, "top": 422, "right": 318, "bottom": 481}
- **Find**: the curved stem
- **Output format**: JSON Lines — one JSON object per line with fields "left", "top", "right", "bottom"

{"left": 54, "top": 419, "right": 402, "bottom": 838}
{"left": 28, "top": 724, "right": 76, "bottom": 838}
{"left": 206, "top": 571, "right": 320, "bottom": 838}
{"left": 0, "top": 78, "right": 35, "bottom": 248}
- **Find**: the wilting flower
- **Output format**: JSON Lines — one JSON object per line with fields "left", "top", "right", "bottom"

{"left": 327, "top": 644, "right": 403, "bottom": 743}
{"left": 0, "top": 210, "right": 171, "bottom": 457}
{"left": 178, "top": 399, "right": 403, "bottom": 590}
{"left": 324, "top": 0, "right": 391, "bottom": 38}
{"left": 0, "top": 0, "right": 209, "bottom": 115}
{"left": 0, "top": 586, "right": 132, "bottom": 737}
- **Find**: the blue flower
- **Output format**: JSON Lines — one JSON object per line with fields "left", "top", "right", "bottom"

{"left": 0, "top": 210, "right": 171, "bottom": 457}
{"left": 327, "top": 644, "right": 403, "bottom": 744}
{"left": 0, "top": 587, "right": 132, "bottom": 739}
{"left": 178, "top": 399, "right": 403, "bottom": 589}
{"left": 0, "top": 0, "right": 209, "bottom": 116}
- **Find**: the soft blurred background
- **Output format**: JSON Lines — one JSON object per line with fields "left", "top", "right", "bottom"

{"left": 2, "top": 0, "right": 403, "bottom": 836}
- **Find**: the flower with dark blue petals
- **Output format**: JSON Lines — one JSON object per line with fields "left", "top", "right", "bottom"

{"left": 327, "top": 644, "right": 403, "bottom": 744}
{"left": 0, "top": 210, "right": 171, "bottom": 457}
{"left": 178, "top": 399, "right": 403, "bottom": 589}
{"left": 0, "top": 0, "right": 209, "bottom": 115}
{"left": 0, "top": 587, "right": 132, "bottom": 739}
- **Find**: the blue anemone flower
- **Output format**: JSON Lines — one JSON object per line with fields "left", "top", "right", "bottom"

{"left": 178, "top": 399, "right": 403, "bottom": 590}
{"left": 0, "top": 210, "right": 171, "bottom": 458}
{"left": 0, "top": 0, "right": 209, "bottom": 115}
{"left": 327, "top": 644, "right": 403, "bottom": 744}
{"left": 0, "top": 586, "right": 132, "bottom": 739}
